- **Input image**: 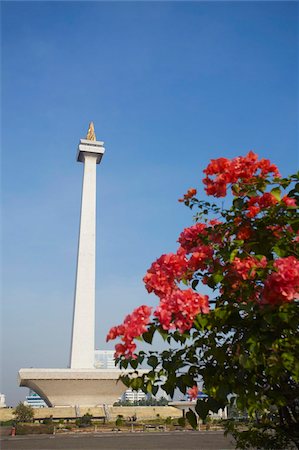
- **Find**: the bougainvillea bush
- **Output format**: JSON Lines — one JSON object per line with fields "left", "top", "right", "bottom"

{"left": 107, "top": 152, "right": 299, "bottom": 449}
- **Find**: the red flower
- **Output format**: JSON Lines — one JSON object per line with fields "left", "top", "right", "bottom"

{"left": 231, "top": 256, "right": 267, "bottom": 280}
{"left": 262, "top": 256, "right": 299, "bottom": 305}
{"left": 203, "top": 152, "right": 280, "bottom": 198}
{"left": 143, "top": 250, "right": 188, "bottom": 297}
{"left": 237, "top": 224, "right": 252, "bottom": 240}
{"left": 282, "top": 196, "right": 297, "bottom": 207}
{"left": 106, "top": 305, "right": 152, "bottom": 358}
{"left": 245, "top": 193, "right": 278, "bottom": 218}
{"left": 187, "top": 385, "right": 199, "bottom": 400}
{"left": 179, "top": 188, "right": 197, "bottom": 203}
{"left": 258, "top": 193, "right": 278, "bottom": 208}
{"left": 106, "top": 325, "right": 125, "bottom": 342}
{"left": 154, "top": 289, "right": 209, "bottom": 333}
{"left": 188, "top": 245, "right": 214, "bottom": 271}
{"left": 178, "top": 223, "right": 207, "bottom": 253}
{"left": 246, "top": 205, "right": 260, "bottom": 218}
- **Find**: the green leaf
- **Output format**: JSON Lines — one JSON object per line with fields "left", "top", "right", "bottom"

{"left": 182, "top": 373, "right": 194, "bottom": 387}
{"left": 273, "top": 245, "right": 287, "bottom": 257}
{"left": 120, "top": 359, "right": 128, "bottom": 369}
{"left": 271, "top": 187, "right": 281, "bottom": 201}
{"left": 213, "top": 272, "right": 224, "bottom": 284}
{"left": 130, "top": 359, "right": 138, "bottom": 370}
{"left": 158, "top": 328, "right": 168, "bottom": 341}
{"left": 207, "top": 397, "right": 225, "bottom": 413}
{"left": 152, "top": 384, "right": 159, "bottom": 396}
{"left": 130, "top": 377, "right": 143, "bottom": 390}
{"left": 146, "top": 380, "right": 152, "bottom": 393}
{"left": 186, "top": 409, "right": 198, "bottom": 429}
{"left": 195, "top": 400, "right": 209, "bottom": 420}
{"left": 148, "top": 355, "right": 158, "bottom": 369}
{"left": 230, "top": 248, "right": 239, "bottom": 262}
{"left": 233, "top": 198, "right": 244, "bottom": 209}
{"left": 192, "top": 279, "right": 199, "bottom": 290}
{"left": 194, "top": 315, "right": 208, "bottom": 330}
{"left": 142, "top": 326, "right": 155, "bottom": 344}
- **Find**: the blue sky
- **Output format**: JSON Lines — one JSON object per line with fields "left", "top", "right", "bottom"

{"left": 1, "top": 1, "right": 298, "bottom": 405}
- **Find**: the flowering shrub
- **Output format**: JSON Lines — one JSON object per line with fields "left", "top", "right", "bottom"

{"left": 107, "top": 152, "right": 299, "bottom": 448}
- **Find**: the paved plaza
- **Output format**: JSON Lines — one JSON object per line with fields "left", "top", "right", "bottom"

{"left": 1, "top": 431, "right": 235, "bottom": 450}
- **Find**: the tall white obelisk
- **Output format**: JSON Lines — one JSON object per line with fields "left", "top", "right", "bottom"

{"left": 70, "top": 123, "right": 105, "bottom": 369}
{"left": 19, "top": 123, "right": 142, "bottom": 406}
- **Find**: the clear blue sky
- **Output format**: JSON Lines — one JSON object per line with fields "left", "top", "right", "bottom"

{"left": 1, "top": 1, "right": 298, "bottom": 405}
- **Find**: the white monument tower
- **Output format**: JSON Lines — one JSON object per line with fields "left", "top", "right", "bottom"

{"left": 18, "top": 124, "right": 146, "bottom": 407}
{"left": 70, "top": 122, "right": 104, "bottom": 369}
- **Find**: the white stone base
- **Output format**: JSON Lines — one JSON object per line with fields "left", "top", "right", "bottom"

{"left": 18, "top": 368, "right": 130, "bottom": 407}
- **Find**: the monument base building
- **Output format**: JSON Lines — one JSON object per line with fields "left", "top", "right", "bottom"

{"left": 19, "top": 369, "right": 130, "bottom": 407}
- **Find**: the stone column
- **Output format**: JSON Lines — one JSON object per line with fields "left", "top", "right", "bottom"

{"left": 70, "top": 135, "right": 105, "bottom": 369}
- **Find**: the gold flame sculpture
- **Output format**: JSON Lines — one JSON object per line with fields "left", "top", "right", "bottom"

{"left": 86, "top": 122, "right": 96, "bottom": 141}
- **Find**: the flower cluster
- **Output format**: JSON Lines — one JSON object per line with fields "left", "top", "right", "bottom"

{"left": 178, "top": 188, "right": 197, "bottom": 203}
{"left": 231, "top": 256, "right": 267, "bottom": 281}
{"left": 143, "top": 250, "right": 188, "bottom": 296}
{"left": 282, "top": 196, "right": 297, "bottom": 207}
{"left": 245, "top": 193, "right": 278, "bottom": 218}
{"left": 178, "top": 223, "right": 207, "bottom": 253}
{"left": 262, "top": 256, "right": 299, "bottom": 305}
{"left": 154, "top": 289, "right": 209, "bottom": 333}
{"left": 188, "top": 245, "right": 214, "bottom": 272}
{"left": 143, "top": 240, "right": 211, "bottom": 332}
{"left": 203, "top": 151, "right": 280, "bottom": 197}
{"left": 108, "top": 152, "right": 298, "bottom": 361}
{"left": 187, "top": 385, "right": 199, "bottom": 400}
{"left": 106, "top": 305, "right": 152, "bottom": 358}
{"left": 236, "top": 223, "right": 252, "bottom": 240}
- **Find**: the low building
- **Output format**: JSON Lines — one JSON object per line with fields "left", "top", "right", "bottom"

{"left": 120, "top": 388, "right": 147, "bottom": 403}
{"left": 24, "top": 389, "right": 47, "bottom": 408}
{"left": 0, "top": 393, "right": 6, "bottom": 408}
{"left": 94, "top": 350, "right": 116, "bottom": 370}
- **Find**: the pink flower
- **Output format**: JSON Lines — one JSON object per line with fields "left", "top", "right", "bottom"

{"left": 107, "top": 305, "right": 152, "bottom": 358}
{"left": 262, "top": 256, "right": 299, "bottom": 305}
{"left": 187, "top": 385, "right": 199, "bottom": 400}
{"left": 188, "top": 245, "right": 214, "bottom": 272}
{"left": 154, "top": 289, "right": 209, "bottom": 333}
{"left": 231, "top": 256, "right": 267, "bottom": 280}
{"left": 203, "top": 152, "right": 280, "bottom": 198}
{"left": 106, "top": 325, "right": 125, "bottom": 342}
{"left": 178, "top": 223, "right": 207, "bottom": 253}
{"left": 237, "top": 224, "right": 252, "bottom": 240}
{"left": 143, "top": 250, "right": 188, "bottom": 297}
{"left": 282, "top": 196, "right": 297, "bottom": 207}
{"left": 258, "top": 193, "right": 278, "bottom": 208}
{"left": 246, "top": 205, "right": 260, "bottom": 218}
{"left": 179, "top": 188, "right": 197, "bottom": 203}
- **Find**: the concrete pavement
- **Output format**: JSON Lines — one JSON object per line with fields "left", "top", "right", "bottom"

{"left": 1, "top": 430, "right": 235, "bottom": 450}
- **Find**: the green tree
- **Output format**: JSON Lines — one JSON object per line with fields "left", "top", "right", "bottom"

{"left": 13, "top": 402, "right": 34, "bottom": 423}
{"left": 107, "top": 152, "right": 299, "bottom": 449}
{"left": 76, "top": 413, "right": 93, "bottom": 428}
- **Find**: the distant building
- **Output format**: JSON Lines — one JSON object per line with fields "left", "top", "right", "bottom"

{"left": 24, "top": 390, "right": 47, "bottom": 408}
{"left": 120, "top": 389, "right": 147, "bottom": 403}
{"left": 94, "top": 350, "right": 144, "bottom": 403}
{"left": 0, "top": 393, "right": 6, "bottom": 408}
{"left": 94, "top": 350, "right": 117, "bottom": 369}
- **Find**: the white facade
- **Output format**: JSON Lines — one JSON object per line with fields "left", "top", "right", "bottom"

{"left": 121, "top": 389, "right": 147, "bottom": 403}
{"left": 70, "top": 139, "right": 105, "bottom": 369}
{"left": 0, "top": 393, "right": 6, "bottom": 408}
{"left": 94, "top": 350, "right": 116, "bottom": 370}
